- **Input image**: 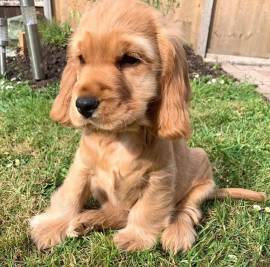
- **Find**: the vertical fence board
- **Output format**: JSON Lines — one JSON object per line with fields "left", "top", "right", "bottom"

{"left": 173, "top": 0, "right": 203, "bottom": 50}
{"left": 197, "top": 0, "right": 214, "bottom": 56}
{"left": 52, "top": 0, "right": 90, "bottom": 27}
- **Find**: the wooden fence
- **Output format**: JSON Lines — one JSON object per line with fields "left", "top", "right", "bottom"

{"left": 0, "top": 0, "right": 44, "bottom": 17}
{"left": 52, "top": 0, "right": 203, "bottom": 48}
{"left": 52, "top": 0, "right": 270, "bottom": 64}
{"left": 1, "top": 0, "right": 270, "bottom": 64}
{"left": 205, "top": 0, "right": 270, "bottom": 64}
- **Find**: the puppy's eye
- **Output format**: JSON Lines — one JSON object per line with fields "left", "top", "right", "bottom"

{"left": 78, "top": 55, "right": 86, "bottom": 64}
{"left": 117, "top": 54, "right": 141, "bottom": 69}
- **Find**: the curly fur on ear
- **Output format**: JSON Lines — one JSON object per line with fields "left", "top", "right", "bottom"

{"left": 50, "top": 61, "right": 77, "bottom": 125}
{"left": 156, "top": 25, "right": 191, "bottom": 140}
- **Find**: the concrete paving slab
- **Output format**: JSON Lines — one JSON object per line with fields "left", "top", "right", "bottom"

{"left": 222, "top": 63, "right": 270, "bottom": 102}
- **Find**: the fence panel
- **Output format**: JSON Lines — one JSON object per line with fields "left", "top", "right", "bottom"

{"left": 53, "top": 0, "right": 203, "bottom": 48}
{"left": 208, "top": 0, "right": 270, "bottom": 59}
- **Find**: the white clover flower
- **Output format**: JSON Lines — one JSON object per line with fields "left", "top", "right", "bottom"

{"left": 6, "top": 162, "right": 13, "bottom": 168}
{"left": 265, "top": 207, "right": 270, "bottom": 213}
{"left": 194, "top": 73, "right": 200, "bottom": 79}
{"left": 211, "top": 78, "right": 217, "bottom": 84}
{"left": 207, "top": 81, "right": 212, "bottom": 84}
{"left": 5, "top": 85, "right": 14, "bottom": 90}
{"left": 253, "top": 205, "right": 261, "bottom": 211}
{"left": 11, "top": 77, "right": 16, "bottom": 82}
{"left": 228, "top": 254, "right": 237, "bottom": 262}
{"left": 15, "top": 159, "right": 20, "bottom": 166}
{"left": 219, "top": 79, "right": 225, "bottom": 84}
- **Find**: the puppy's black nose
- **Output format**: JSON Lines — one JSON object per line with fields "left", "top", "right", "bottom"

{"left": 76, "top": 97, "right": 100, "bottom": 118}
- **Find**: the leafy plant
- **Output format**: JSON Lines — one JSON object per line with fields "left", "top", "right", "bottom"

{"left": 38, "top": 20, "right": 72, "bottom": 47}
{"left": 144, "top": 0, "right": 181, "bottom": 13}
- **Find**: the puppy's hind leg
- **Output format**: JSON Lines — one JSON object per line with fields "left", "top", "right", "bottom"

{"left": 161, "top": 179, "right": 215, "bottom": 254}
{"left": 161, "top": 177, "right": 215, "bottom": 254}
{"left": 161, "top": 149, "right": 215, "bottom": 254}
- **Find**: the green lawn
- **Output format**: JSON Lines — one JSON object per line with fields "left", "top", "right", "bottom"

{"left": 0, "top": 77, "right": 269, "bottom": 266}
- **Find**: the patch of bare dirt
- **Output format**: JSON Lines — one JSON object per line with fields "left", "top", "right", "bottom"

{"left": 6, "top": 44, "right": 228, "bottom": 88}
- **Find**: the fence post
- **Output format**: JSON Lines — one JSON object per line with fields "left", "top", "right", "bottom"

{"left": 197, "top": 0, "right": 215, "bottom": 57}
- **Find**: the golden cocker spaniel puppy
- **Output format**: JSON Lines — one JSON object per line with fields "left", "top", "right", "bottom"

{"left": 30, "top": 0, "right": 267, "bottom": 253}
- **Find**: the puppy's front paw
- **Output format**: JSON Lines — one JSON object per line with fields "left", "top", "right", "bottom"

{"left": 30, "top": 213, "right": 70, "bottom": 250}
{"left": 113, "top": 227, "right": 156, "bottom": 252}
{"left": 66, "top": 215, "right": 94, "bottom": 238}
{"left": 161, "top": 220, "right": 196, "bottom": 254}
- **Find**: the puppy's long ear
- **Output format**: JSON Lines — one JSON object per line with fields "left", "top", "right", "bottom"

{"left": 156, "top": 26, "right": 191, "bottom": 139}
{"left": 50, "top": 61, "right": 77, "bottom": 125}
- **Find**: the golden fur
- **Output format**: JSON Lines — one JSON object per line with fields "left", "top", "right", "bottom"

{"left": 30, "top": 0, "right": 267, "bottom": 253}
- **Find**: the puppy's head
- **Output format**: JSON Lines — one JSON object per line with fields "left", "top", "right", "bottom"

{"left": 50, "top": 0, "right": 190, "bottom": 139}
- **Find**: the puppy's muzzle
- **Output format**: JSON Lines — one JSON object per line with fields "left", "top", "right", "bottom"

{"left": 76, "top": 97, "right": 100, "bottom": 118}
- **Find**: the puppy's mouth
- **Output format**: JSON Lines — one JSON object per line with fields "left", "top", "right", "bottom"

{"left": 82, "top": 115, "right": 132, "bottom": 132}
{"left": 73, "top": 100, "right": 135, "bottom": 131}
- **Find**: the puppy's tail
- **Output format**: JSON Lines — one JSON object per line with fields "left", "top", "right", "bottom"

{"left": 209, "top": 188, "right": 268, "bottom": 202}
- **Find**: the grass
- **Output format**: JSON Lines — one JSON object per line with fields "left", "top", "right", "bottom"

{"left": 0, "top": 77, "right": 269, "bottom": 266}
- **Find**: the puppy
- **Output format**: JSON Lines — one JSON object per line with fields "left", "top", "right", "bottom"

{"left": 30, "top": 0, "right": 267, "bottom": 253}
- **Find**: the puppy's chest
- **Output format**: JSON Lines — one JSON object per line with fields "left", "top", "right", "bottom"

{"left": 84, "top": 135, "right": 150, "bottom": 206}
